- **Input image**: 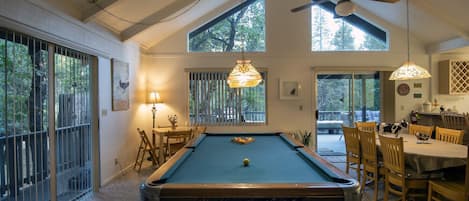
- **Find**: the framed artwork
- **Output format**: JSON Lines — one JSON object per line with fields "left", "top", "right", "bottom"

{"left": 111, "top": 58, "right": 130, "bottom": 111}
{"left": 280, "top": 80, "right": 301, "bottom": 100}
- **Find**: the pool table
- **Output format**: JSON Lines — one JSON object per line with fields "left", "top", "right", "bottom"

{"left": 140, "top": 133, "right": 360, "bottom": 201}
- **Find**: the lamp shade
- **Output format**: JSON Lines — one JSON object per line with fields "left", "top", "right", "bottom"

{"left": 148, "top": 91, "right": 163, "bottom": 104}
{"left": 389, "top": 61, "right": 432, "bottom": 80}
{"left": 227, "top": 59, "right": 262, "bottom": 88}
{"left": 335, "top": 0, "right": 356, "bottom": 17}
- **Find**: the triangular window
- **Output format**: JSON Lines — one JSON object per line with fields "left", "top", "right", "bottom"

{"left": 311, "top": 2, "right": 388, "bottom": 51}
{"left": 188, "top": 0, "right": 265, "bottom": 52}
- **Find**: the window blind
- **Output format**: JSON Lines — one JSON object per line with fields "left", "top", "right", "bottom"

{"left": 189, "top": 71, "right": 266, "bottom": 126}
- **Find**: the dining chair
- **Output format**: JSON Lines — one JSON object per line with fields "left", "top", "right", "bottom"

{"left": 441, "top": 111, "right": 465, "bottom": 130}
{"left": 408, "top": 124, "right": 434, "bottom": 136}
{"left": 379, "top": 135, "right": 428, "bottom": 201}
{"left": 355, "top": 121, "right": 376, "bottom": 133}
{"left": 427, "top": 146, "right": 469, "bottom": 201}
{"left": 164, "top": 129, "right": 192, "bottom": 161}
{"left": 359, "top": 130, "right": 385, "bottom": 201}
{"left": 342, "top": 126, "right": 361, "bottom": 182}
{"left": 134, "top": 128, "right": 159, "bottom": 171}
{"left": 435, "top": 126, "right": 464, "bottom": 144}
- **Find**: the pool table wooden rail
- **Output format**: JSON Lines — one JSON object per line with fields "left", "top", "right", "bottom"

{"left": 141, "top": 133, "right": 360, "bottom": 201}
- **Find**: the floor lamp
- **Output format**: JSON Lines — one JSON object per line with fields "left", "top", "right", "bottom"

{"left": 149, "top": 91, "right": 163, "bottom": 146}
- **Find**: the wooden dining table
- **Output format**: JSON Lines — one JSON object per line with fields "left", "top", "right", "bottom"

{"left": 376, "top": 133, "right": 467, "bottom": 174}
{"left": 152, "top": 126, "right": 193, "bottom": 164}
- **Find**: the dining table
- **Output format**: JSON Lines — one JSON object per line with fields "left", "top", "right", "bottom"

{"left": 376, "top": 133, "right": 467, "bottom": 174}
{"left": 152, "top": 126, "right": 193, "bottom": 164}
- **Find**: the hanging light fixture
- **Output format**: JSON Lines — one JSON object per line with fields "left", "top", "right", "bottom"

{"left": 227, "top": 48, "right": 262, "bottom": 88}
{"left": 389, "top": 0, "right": 431, "bottom": 80}
{"left": 335, "top": 0, "right": 356, "bottom": 17}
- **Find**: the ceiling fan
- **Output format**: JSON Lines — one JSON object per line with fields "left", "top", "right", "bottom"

{"left": 291, "top": 0, "right": 399, "bottom": 17}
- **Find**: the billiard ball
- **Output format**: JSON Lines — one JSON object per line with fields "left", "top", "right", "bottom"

{"left": 243, "top": 158, "right": 250, "bottom": 166}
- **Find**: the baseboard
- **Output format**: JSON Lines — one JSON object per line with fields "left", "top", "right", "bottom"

{"left": 101, "top": 163, "right": 133, "bottom": 186}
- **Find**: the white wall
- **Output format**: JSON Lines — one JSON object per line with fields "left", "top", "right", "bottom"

{"left": 142, "top": 0, "right": 432, "bottom": 147}
{"left": 429, "top": 53, "right": 469, "bottom": 113}
{"left": 0, "top": 0, "right": 145, "bottom": 186}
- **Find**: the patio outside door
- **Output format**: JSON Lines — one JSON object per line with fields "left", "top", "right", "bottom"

{"left": 316, "top": 72, "right": 380, "bottom": 155}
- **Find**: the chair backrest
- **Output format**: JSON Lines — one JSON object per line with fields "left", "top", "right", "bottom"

{"left": 464, "top": 112, "right": 469, "bottom": 127}
{"left": 342, "top": 126, "right": 360, "bottom": 158}
{"left": 137, "top": 128, "right": 153, "bottom": 147}
{"left": 408, "top": 124, "right": 434, "bottom": 136}
{"left": 192, "top": 126, "right": 207, "bottom": 139}
{"left": 359, "top": 130, "right": 378, "bottom": 165}
{"left": 465, "top": 145, "right": 469, "bottom": 201}
{"left": 379, "top": 135, "right": 405, "bottom": 176}
{"left": 355, "top": 121, "right": 376, "bottom": 133}
{"left": 441, "top": 112, "right": 465, "bottom": 130}
{"left": 435, "top": 126, "right": 464, "bottom": 144}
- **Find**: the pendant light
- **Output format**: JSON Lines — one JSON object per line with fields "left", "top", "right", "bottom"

{"left": 389, "top": 0, "right": 431, "bottom": 80}
{"left": 227, "top": 48, "right": 262, "bottom": 88}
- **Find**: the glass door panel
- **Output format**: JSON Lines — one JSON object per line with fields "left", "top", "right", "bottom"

{"left": 316, "top": 72, "right": 380, "bottom": 155}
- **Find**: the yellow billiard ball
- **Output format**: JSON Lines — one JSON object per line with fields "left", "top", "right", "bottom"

{"left": 243, "top": 158, "right": 250, "bottom": 166}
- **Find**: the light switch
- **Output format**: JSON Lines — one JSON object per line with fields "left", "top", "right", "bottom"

{"left": 102, "top": 109, "right": 108, "bottom": 116}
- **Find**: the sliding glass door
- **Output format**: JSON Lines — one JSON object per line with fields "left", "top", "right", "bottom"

{"left": 316, "top": 72, "right": 380, "bottom": 155}
{"left": 0, "top": 29, "right": 93, "bottom": 201}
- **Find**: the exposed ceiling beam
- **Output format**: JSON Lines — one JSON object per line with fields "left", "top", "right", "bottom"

{"left": 426, "top": 37, "right": 469, "bottom": 54}
{"left": 120, "top": 0, "right": 197, "bottom": 41}
{"left": 82, "top": 0, "right": 118, "bottom": 22}
{"left": 412, "top": 0, "right": 469, "bottom": 40}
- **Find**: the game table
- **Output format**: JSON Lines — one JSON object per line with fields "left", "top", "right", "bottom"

{"left": 140, "top": 133, "right": 360, "bottom": 201}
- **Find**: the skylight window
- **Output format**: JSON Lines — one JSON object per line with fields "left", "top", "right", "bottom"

{"left": 188, "top": 0, "right": 265, "bottom": 52}
{"left": 311, "top": 3, "right": 388, "bottom": 51}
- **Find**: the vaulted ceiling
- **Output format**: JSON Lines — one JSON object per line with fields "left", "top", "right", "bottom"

{"left": 43, "top": 0, "right": 469, "bottom": 53}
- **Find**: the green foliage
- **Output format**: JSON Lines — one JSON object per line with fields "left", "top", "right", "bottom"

{"left": 189, "top": 0, "right": 265, "bottom": 52}
{"left": 361, "top": 34, "right": 386, "bottom": 50}
{"left": 292, "top": 130, "right": 312, "bottom": 146}
{"left": 331, "top": 22, "right": 355, "bottom": 50}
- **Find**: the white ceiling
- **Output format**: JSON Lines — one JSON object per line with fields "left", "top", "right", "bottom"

{"left": 43, "top": 0, "right": 469, "bottom": 53}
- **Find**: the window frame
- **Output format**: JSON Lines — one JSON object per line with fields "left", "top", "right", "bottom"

{"left": 311, "top": 1, "right": 389, "bottom": 51}
{"left": 186, "top": 68, "right": 268, "bottom": 126}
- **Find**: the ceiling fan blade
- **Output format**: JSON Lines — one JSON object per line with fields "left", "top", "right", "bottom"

{"left": 291, "top": 0, "right": 329, "bottom": 13}
{"left": 371, "top": 0, "right": 399, "bottom": 3}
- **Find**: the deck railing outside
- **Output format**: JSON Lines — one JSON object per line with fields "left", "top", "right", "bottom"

{"left": 0, "top": 124, "right": 91, "bottom": 200}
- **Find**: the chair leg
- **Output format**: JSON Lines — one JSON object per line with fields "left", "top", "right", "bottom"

{"left": 373, "top": 171, "right": 379, "bottom": 201}
{"left": 384, "top": 173, "right": 389, "bottom": 201}
{"left": 346, "top": 157, "right": 350, "bottom": 174}
{"left": 427, "top": 182, "right": 432, "bottom": 201}
{"left": 134, "top": 140, "right": 144, "bottom": 170}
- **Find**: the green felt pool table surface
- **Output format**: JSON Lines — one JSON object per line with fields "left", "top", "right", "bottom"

{"left": 167, "top": 134, "right": 331, "bottom": 183}
{"left": 141, "top": 133, "right": 360, "bottom": 201}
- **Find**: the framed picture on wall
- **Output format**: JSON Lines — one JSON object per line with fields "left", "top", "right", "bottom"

{"left": 279, "top": 80, "right": 301, "bottom": 100}
{"left": 111, "top": 58, "right": 130, "bottom": 111}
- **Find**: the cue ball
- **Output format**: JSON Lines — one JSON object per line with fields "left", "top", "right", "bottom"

{"left": 243, "top": 158, "right": 250, "bottom": 166}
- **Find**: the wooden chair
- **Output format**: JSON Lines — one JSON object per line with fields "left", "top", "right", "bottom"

{"left": 191, "top": 125, "right": 207, "bottom": 139}
{"left": 408, "top": 124, "right": 434, "bottom": 136}
{"left": 441, "top": 111, "right": 465, "bottom": 130}
{"left": 427, "top": 146, "right": 469, "bottom": 201}
{"left": 435, "top": 126, "right": 464, "bottom": 144}
{"left": 164, "top": 129, "right": 192, "bottom": 161}
{"left": 359, "top": 130, "right": 385, "bottom": 201}
{"left": 379, "top": 135, "right": 428, "bottom": 201}
{"left": 134, "top": 128, "right": 159, "bottom": 171}
{"left": 464, "top": 112, "right": 469, "bottom": 127}
{"left": 342, "top": 126, "right": 362, "bottom": 181}
{"left": 355, "top": 121, "right": 376, "bottom": 133}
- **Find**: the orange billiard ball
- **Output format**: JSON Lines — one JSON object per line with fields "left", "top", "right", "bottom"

{"left": 243, "top": 158, "right": 250, "bottom": 166}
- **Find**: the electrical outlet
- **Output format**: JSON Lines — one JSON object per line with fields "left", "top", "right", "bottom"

{"left": 114, "top": 158, "right": 118, "bottom": 165}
